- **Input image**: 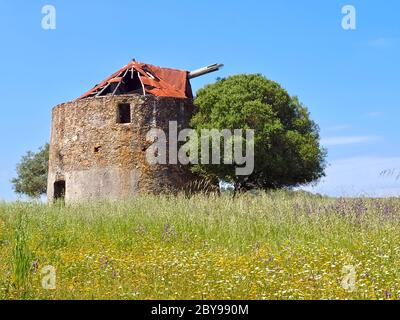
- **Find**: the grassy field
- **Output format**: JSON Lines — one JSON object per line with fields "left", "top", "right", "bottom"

{"left": 1, "top": 192, "right": 400, "bottom": 300}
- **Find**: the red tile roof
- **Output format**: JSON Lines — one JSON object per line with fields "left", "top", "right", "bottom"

{"left": 78, "top": 61, "right": 193, "bottom": 100}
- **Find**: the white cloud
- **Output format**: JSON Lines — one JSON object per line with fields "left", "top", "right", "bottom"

{"left": 321, "top": 135, "right": 381, "bottom": 146}
{"left": 366, "top": 111, "right": 383, "bottom": 117}
{"left": 0, "top": 170, "right": 15, "bottom": 201}
{"left": 303, "top": 156, "right": 400, "bottom": 197}
{"left": 323, "top": 124, "right": 352, "bottom": 132}
{"left": 368, "top": 38, "right": 393, "bottom": 48}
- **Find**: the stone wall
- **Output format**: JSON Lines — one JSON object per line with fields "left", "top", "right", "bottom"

{"left": 47, "top": 95, "right": 199, "bottom": 203}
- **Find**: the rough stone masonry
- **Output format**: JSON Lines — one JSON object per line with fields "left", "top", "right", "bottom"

{"left": 47, "top": 95, "right": 201, "bottom": 203}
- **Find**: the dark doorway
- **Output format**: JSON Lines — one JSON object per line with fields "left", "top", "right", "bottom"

{"left": 54, "top": 180, "right": 66, "bottom": 201}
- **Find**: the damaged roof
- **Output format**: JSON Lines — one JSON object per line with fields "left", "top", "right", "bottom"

{"left": 78, "top": 61, "right": 193, "bottom": 100}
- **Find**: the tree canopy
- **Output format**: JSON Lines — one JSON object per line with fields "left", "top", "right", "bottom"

{"left": 11, "top": 144, "right": 49, "bottom": 198}
{"left": 191, "top": 74, "right": 326, "bottom": 191}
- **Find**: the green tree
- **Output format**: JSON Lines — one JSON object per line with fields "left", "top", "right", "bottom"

{"left": 11, "top": 144, "right": 49, "bottom": 198}
{"left": 191, "top": 74, "right": 326, "bottom": 192}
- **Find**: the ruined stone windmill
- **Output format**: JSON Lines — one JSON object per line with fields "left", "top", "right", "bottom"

{"left": 47, "top": 61, "right": 223, "bottom": 203}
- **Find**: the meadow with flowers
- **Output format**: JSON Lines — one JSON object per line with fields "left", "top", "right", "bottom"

{"left": 1, "top": 191, "right": 400, "bottom": 300}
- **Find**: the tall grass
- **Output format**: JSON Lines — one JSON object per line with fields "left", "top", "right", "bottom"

{"left": 0, "top": 192, "right": 400, "bottom": 300}
{"left": 12, "top": 210, "right": 32, "bottom": 290}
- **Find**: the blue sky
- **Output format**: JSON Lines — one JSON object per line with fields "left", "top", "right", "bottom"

{"left": 0, "top": 0, "right": 399, "bottom": 200}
